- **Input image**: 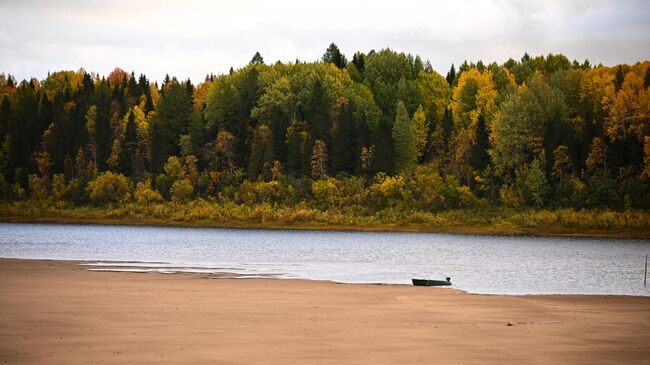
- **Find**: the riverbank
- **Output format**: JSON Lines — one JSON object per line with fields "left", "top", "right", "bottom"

{"left": 1, "top": 200, "right": 650, "bottom": 238}
{"left": 1, "top": 258, "right": 649, "bottom": 364}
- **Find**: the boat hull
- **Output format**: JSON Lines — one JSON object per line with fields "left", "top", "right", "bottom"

{"left": 412, "top": 278, "right": 451, "bottom": 286}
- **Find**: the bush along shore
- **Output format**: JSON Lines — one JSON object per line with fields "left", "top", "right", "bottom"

{"left": 1, "top": 198, "right": 649, "bottom": 238}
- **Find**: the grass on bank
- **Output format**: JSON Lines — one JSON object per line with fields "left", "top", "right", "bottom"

{"left": 1, "top": 199, "right": 649, "bottom": 238}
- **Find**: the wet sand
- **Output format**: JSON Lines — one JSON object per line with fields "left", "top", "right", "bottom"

{"left": 0, "top": 258, "right": 649, "bottom": 364}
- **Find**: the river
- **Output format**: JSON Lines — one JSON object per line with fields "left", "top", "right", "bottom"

{"left": 1, "top": 222, "right": 648, "bottom": 296}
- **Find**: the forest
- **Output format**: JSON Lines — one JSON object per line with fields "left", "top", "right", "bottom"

{"left": 0, "top": 44, "right": 649, "bottom": 234}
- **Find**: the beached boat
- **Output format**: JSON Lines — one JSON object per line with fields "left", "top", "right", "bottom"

{"left": 412, "top": 277, "right": 451, "bottom": 286}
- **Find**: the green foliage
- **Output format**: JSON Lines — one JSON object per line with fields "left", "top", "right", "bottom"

{"left": 0, "top": 52, "right": 649, "bottom": 214}
{"left": 392, "top": 101, "right": 417, "bottom": 172}
{"left": 322, "top": 43, "right": 347, "bottom": 69}
{"left": 152, "top": 80, "right": 192, "bottom": 171}
{"left": 514, "top": 156, "right": 549, "bottom": 207}
{"left": 489, "top": 73, "right": 564, "bottom": 179}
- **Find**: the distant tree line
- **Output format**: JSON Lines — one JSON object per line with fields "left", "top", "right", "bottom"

{"left": 0, "top": 43, "right": 649, "bottom": 210}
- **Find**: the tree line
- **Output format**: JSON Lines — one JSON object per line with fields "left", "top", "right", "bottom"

{"left": 0, "top": 43, "right": 649, "bottom": 210}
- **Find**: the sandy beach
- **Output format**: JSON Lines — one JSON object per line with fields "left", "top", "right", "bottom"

{"left": 0, "top": 259, "right": 649, "bottom": 364}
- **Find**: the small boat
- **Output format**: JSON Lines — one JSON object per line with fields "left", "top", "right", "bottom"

{"left": 412, "top": 277, "right": 451, "bottom": 286}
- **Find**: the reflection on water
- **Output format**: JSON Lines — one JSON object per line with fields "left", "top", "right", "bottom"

{"left": 0, "top": 222, "right": 648, "bottom": 296}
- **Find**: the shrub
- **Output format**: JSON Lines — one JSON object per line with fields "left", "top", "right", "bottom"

{"left": 87, "top": 171, "right": 130, "bottom": 205}
{"left": 369, "top": 174, "right": 409, "bottom": 209}
{"left": 170, "top": 178, "right": 193, "bottom": 203}
{"left": 457, "top": 186, "right": 480, "bottom": 208}
{"left": 311, "top": 178, "right": 341, "bottom": 209}
{"left": 135, "top": 179, "right": 164, "bottom": 205}
{"left": 51, "top": 174, "right": 67, "bottom": 201}
{"left": 28, "top": 174, "right": 48, "bottom": 200}
{"left": 499, "top": 184, "right": 521, "bottom": 207}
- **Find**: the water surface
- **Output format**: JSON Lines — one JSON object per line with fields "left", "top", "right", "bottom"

{"left": 1, "top": 222, "right": 648, "bottom": 296}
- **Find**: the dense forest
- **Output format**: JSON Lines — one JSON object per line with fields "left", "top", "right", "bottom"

{"left": 1, "top": 44, "right": 649, "bottom": 218}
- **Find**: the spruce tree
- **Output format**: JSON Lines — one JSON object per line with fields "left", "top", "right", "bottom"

{"left": 331, "top": 103, "right": 357, "bottom": 175}
{"left": 250, "top": 52, "right": 264, "bottom": 65}
{"left": 322, "top": 43, "right": 347, "bottom": 69}
{"left": 392, "top": 101, "right": 417, "bottom": 172}
{"left": 446, "top": 64, "right": 456, "bottom": 86}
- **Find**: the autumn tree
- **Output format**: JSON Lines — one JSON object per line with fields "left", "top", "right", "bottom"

{"left": 411, "top": 105, "right": 428, "bottom": 160}
{"left": 585, "top": 137, "right": 608, "bottom": 176}
{"left": 311, "top": 140, "right": 328, "bottom": 180}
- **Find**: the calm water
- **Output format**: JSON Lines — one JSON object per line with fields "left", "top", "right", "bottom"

{"left": 0, "top": 222, "right": 648, "bottom": 296}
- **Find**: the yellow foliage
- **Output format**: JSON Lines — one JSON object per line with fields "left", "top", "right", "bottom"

{"left": 452, "top": 68, "right": 497, "bottom": 130}
{"left": 605, "top": 63, "right": 650, "bottom": 141}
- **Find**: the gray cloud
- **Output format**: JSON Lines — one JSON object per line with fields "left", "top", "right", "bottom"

{"left": 1, "top": 0, "right": 648, "bottom": 83}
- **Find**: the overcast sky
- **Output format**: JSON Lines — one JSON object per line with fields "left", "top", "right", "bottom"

{"left": 1, "top": 0, "right": 649, "bottom": 83}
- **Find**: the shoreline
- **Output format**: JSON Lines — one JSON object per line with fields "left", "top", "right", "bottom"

{"left": 2, "top": 215, "right": 649, "bottom": 240}
{"left": 1, "top": 258, "right": 649, "bottom": 364}
{"left": 4, "top": 258, "right": 649, "bottom": 298}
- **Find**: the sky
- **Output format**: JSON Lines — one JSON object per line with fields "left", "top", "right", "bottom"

{"left": 1, "top": 0, "right": 649, "bottom": 83}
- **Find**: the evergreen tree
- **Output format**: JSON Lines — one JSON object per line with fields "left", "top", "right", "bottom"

{"left": 151, "top": 81, "right": 192, "bottom": 172}
{"left": 6, "top": 81, "right": 39, "bottom": 182}
{"left": 392, "top": 101, "right": 417, "bottom": 172}
{"left": 372, "top": 117, "right": 394, "bottom": 174}
{"left": 446, "top": 64, "right": 456, "bottom": 86}
{"left": 307, "top": 79, "right": 330, "bottom": 145}
{"left": 331, "top": 103, "right": 357, "bottom": 175}
{"left": 471, "top": 114, "right": 490, "bottom": 172}
{"left": 615, "top": 66, "right": 625, "bottom": 92}
{"left": 119, "top": 109, "right": 138, "bottom": 175}
{"left": 352, "top": 52, "right": 365, "bottom": 73}
{"left": 248, "top": 124, "right": 273, "bottom": 180}
{"left": 285, "top": 120, "right": 310, "bottom": 176}
{"left": 0, "top": 97, "right": 11, "bottom": 145}
{"left": 250, "top": 52, "right": 264, "bottom": 65}
{"left": 322, "top": 43, "right": 347, "bottom": 69}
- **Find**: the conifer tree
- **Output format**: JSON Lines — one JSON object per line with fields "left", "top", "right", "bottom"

{"left": 392, "top": 101, "right": 417, "bottom": 172}
{"left": 322, "top": 43, "right": 347, "bottom": 69}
